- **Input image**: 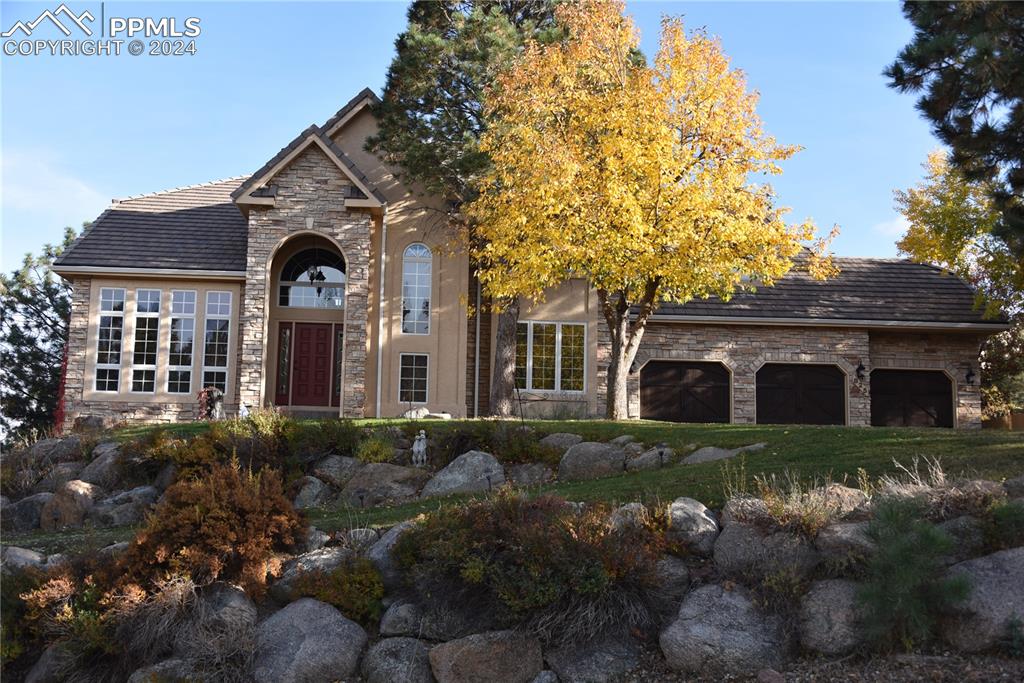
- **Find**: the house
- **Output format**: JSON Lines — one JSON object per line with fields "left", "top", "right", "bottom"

{"left": 52, "top": 89, "right": 1008, "bottom": 430}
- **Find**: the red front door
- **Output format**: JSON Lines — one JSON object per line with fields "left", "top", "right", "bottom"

{"left": 292, "top": 323, "right": 333, "bottom": 406}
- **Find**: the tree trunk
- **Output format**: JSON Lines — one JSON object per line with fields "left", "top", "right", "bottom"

{"left": 598, "top": 281, "right": 661, "bottom": 420}
{"left": 489, "top": 297, "right": 521, "bottom": 417}
{"left": 605, "top": 313, "right": 632, "bottom": 420}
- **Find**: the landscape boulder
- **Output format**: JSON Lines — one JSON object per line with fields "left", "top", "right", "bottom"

{"left": 666, "top": 497, "right": 720, "bottom": 555}
{"left": 507, "top": 463, "right": 553, "bottom": 487}
{"left": 203, "top": 581, "right": 258, "bottom": 631}
{"left": 345, "top": 527, "right": 380, "bottom": 550}
{"left": 25, "top": 643, "right": 71, "bottom": 683}
{"left": 714, "top": 522, "right": 820, "bottom": 580}
{"left": 252, "top": 598, "right": 367, "bottom": 683}
{"left": 313, "top": 454, "right": 362, "bottom": 488}
{"left": 32, "top": 461, "right": 85, "bottom": 494}
{"left": 292, "top": 475, "right": 330, "bottom": 509}
{"left": 127, "top": 658, "right": 192, "bottom": 683}
{"left": 89, "top": 485, "right": 160, "bottom": 527}
{"left": 942, "top": 547, "right": 1024, "bottom": 652}
{"left": 1, "top": 492, "right": 54, "bottom": 531}
{"left": 545, "top": 631, "right": 641, "bottom": 683}
{"left": 558, "top": 442, "right": 626, "bottom": 481}
{"left": 1, "top": 546, "right": 46, "bottom": 575}
{"left": 805, "top": 484, "right": 868, "bottom": 518}
{"left": 380, "top": 601, "right": 424, "bottom": 637}
{"left": 609, "top": 435, "right": 637, "bottom": 446}
{"left": 154, "top": 462, "right": 178, "bottom": 491}
{"left": 301, "top": 526, "right": 330, "bottom": 553}
{"left": 720, "top": 495, "right": 773, "bottom": 526}
{"left": 814, "top": 521, "right": 875, "bottom": 562}
{"left": 660, "top": 584, "right": 790, "bottom": 676}
{"left": 77, "top": 442, "right": 122, "bottom": 488}
{"left": 341, "top": 463, "right": 431, "bottom": 507}
{"left": 608, "top": 502, "right": 649, "bottom": 531}
{"left": 28, "top": 435, "right": 84, "bottom": 465}
{"left": 655, "top": 555, "right": 691, "bottom": 602}
{"left": 39, "top": 479, "right": 103, "bottom": 530}
{"left": 72, "top": 415, "right": 109, "bottom": 433}
{"left": 362, "top": 637, "right": 434, "bottom": 683}
{"left": 429, "top": 630, "right": 542, "bottom": 683}
{"left": 270, "top": 547, "right": 353, "bottom": 601}
{"left": 1003, "top": 474, "right": 1024, "bottom": 499}
{"left": 420, "top": 450, "right": 505, "bottom": 498}
{"left": 683, "top": 442, "right": 766, "bottom": 465}
{"left": 937, "top": 515, "right": 987, "bottom": 564}
{"left": 626, "top": 446, "right": 677, "bottom": 472}
{"left": 538, "top": 432, "right": 583, "bottom": 451}
{"left": 368, "top": 520, "right": 416, "bottom": 590}
{"left": 797, "top": 579, "right": 863, "bottom": 655}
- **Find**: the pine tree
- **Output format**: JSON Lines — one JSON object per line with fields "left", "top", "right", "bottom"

{"left": 0, "top": 227, "right": 77, "bottom": 444}
{"left": 366, "top": 0, "right": 560, "bottom": 416}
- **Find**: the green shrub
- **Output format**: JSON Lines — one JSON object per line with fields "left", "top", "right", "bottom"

{"left": 856, "top": 498, "right": 970, "bottom": 651}
{"left": 356, "top": 435, "right": 394, "bottom": 464}
{"left": 290, "top": 557, "right": 384, "bottom": 625}
{"left": 394, "top": 490, "right": 664, "bottom": 645}
{"left": 983, "top": 500, "right": 1024, "bottom": 551}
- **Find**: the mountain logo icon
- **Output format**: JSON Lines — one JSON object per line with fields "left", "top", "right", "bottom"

{"left": 2, "top": 4, "right": 95, "bottom": 38}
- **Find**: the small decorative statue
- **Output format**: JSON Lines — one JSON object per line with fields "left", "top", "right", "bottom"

{"left": 412, "top": 430, "right": 428, "bottom": 467}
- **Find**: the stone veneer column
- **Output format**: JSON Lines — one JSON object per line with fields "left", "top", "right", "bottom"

{"left": 61, "top": 276, "right": 92, "bottom": 431}
{"left": 237, "top": 146, "right": 371, "bottom": 416}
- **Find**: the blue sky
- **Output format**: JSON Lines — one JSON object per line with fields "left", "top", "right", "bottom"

{"left": 1, "top": 1, "right": 935, "bottom": 273}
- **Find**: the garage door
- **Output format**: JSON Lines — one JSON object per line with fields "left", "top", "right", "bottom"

{"left": 756, "top": 364, "right": 845, "bottom": 425}
{"left": 640, "top": 361, "right": 730, "bottom": 423}
{"left": 870, "top": 370, "right": 953, "bottom": 428}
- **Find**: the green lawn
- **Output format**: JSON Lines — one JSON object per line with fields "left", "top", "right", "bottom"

{"left": 6, "top": 420, "right": 1023, "bottom": 554}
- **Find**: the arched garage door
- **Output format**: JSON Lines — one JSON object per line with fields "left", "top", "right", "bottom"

{"left": 756, "top": 364, "right": 845, "bottom": 425}
{"left": 640, "top": 361, "right": 730, "bottom": 423}
{"left": 870, "top": 370, "right": 953, "bottom": 428}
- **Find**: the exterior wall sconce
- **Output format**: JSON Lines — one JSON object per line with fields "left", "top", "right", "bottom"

{"left": 966, "top": 366, "right": 975, "bottom": 385}
{"left": 856, "top": 362, "right": 866, "bottom": 380}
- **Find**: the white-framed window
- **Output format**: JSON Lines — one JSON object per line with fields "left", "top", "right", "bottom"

{"left": 130, "top": 289, "right": 162, "bottom": 392}
{"left": 95, "top": 287, "right": 125, "bottom": 392}
{"left": 202, "top": 291, "right": 231, "bottom": 393}
{"left": 401, "top": 243, "right": 432, "bottom": 334}
{"left": 399, "top": 353, "right": 428, "bottom": 404}
{"left": 278, "top": 248, "right": 346, "bottom": 309}
{"left": 167, "top": 290, "right": 196, "bottom": 394}
{"left": 515, "top": 321, "right": 586, "bottom": 392}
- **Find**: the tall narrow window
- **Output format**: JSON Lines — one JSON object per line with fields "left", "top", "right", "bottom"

{"left": 131, "top": 289, "right": 161, "bottom": 392}
{"left": 95, "top": 288, "right": 125, "bottom": 391}
{"left": 202, "top": 291, "right": 231, "bottom": 392}
{"left": 401, "top": 243, "right": 432, "bottom": 334}
{"left": 514, "top": 321, "right": 586, "bottom": 392}
{"left": 168, "top": 290, "right": 196, "bottom": 394}
{"left": 399, "top": 353, "right": 428, "bottom": 403}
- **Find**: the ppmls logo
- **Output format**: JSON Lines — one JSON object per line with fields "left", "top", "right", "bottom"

{"left": 2, "top": 3, "right": 95, "bottom": 37}
{"left": 2, "top": 3, "right": 201, "bottom": 57}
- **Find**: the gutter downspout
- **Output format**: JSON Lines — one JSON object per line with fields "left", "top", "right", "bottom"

{"left": 473, "top": 277, "right": 482, "bottom": 418}
{"left": 375, "top": 205, "right": 388, "bottom": 418}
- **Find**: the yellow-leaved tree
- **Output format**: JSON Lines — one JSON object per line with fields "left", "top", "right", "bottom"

{"left": 468, "top": 0, "right": 834, "bottom": 418}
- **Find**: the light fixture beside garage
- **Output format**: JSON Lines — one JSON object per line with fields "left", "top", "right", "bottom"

{"left": 856, "top": 362, "right": 866, "bottom": 380}
{"left": 966, "top": 366, "right": 976, "bottom": 385}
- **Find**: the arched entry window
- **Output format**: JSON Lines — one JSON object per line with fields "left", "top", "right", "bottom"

{"left": 278, "top": 247, "right": 345, "bottom": 309}
{"left": 402, "top": 243, "right": 432, "bottom": 334}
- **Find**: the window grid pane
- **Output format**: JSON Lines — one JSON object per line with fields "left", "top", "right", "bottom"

{"left": 399, "top": 354, "right": 428, "bottom": 403}
{"left": 514, "top": 321, "right": 585, "bottom": 393}
{"left": 515, "top": 323, "right": 528, "bottom": 389}
{"left": 95, "top": 288, "right": 125, "bottom": 391}
{"left": 171, "top": 290, "right": 196, "bottom": 315}
{"left": 560, "top": 324, "right": 585, "bottom": 391}
{"left": 531, "top": 324, "right": 557, "bottom": 391}
{"left": 401, "top": 245, "right": 431, "bottom": 334}
{"left": 202, "top": 292, "right": 231, "bottom": 393}
{"left": 168, "top": 292, "right": 195, "bottom": 394}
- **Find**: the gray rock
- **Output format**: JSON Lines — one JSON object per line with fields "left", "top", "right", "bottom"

{"left": 1004, "top": 474, "right": 1024, "bottom": 498}
{"left": 418, "top": 604, "right": 495, "bottom": 642}
{"left": 806, "top": 484, "right": 868, "bottom": 518}
{"left": 380, "top": 601, "right": 423, "bottom": 637}
{"left": 292, "top": 475, "right": 330, "bottom": 509}
{"left": 104, "top": 485, "right": 160, "bottom": 506}
{"left": 1, "top": 546, "right": 46, "bottom": 575}
{"left": 362, "top": 637, "right": 434, "bottom": 683}
{"left": 29, "top": 435, "right": 83, "bottom": 464}
{"left": 313, "top": 454, "right": 362, "bottom": 487}
{"left": 1, "top": 492, "right": 54, "bottom": 531}
{"left": 721, "top": 496, "right": 772, "bottom": 527}
{"left": 99, "top": 541, "right": 130, "bottom": 559}
{"left": 72, "top": 415, "right": 109, "bottom": 433}
{"left": 610, "top": 435, "right": 637, "bottom": 446}
{"left": 797, "top": 579, "right": 863, "bottom": 655}
{"left": 532, "top": 672, "right": 559, "bottom": 683}
{"left": 341, "top": 463, "right": 431, "bottom": 507}
{"left": 39, "top": 479, "right": 103, "bottom": 530}
{"left": 127, "top": 658, "right": 193, "bottom": 683}
{"left": 204, "top": 582, "right": 258, "bottom": 631}
{"left": 609, "top": 502, "right": 649, "bottom": 531}
{"left": 815, "top": 521, "right": 875, "bottom": 562}
{"left": 429, "top": 630, "right": 542, "bottom": 683}
{"left": 508, "top": 463, "right": 554, "bottom": 487}
{"left": 714, "top": 522, "right": 820, "bottom": 580}
{"left": 253, "top": 598, "right": 367, "bottom": 683}
{"left": 660, "top": 584, "right": 789, "bottom": 675}
{"left": 271, "top": 547, "right": 353, "bottom": 601}
{"left": 347, "top": 527, "right": 380, "bottom": 549}
{"left": 938, "top": 515, "right": 986, "bottom": 564}
{"left": 89, "top": 485, "right": 160, "bottom": 527}
{"left": 32, "top": 461, "right": 85, "bottom": 493}
{"left": 539, "top": 433, "right": 583, "bottom": 451}
{"left": 655, "top": 555, "right": 691, "bottom": 602}
{"left": 558, "top": 442, "right": 626, "bottom": 481}
{"left": 78, "top": 441, "right": 122, "bottom": 488}
{"left": 942, "top": 547, "right": 1024, "bottom": 652}
{"left": 420, "top": 450, "right": 505, "bottom": 498}
{"left": 301, "top": 526, "right": 330, "bottom": 553}
{"left": 546, "top": 632, "right": 641, "bottom": 683}
{"left": 369, "top": 520, "right": 415, "bottom": 590}
{"left": 626, "top": 447, "right": 677, "bottom": 472}
{"left": 154, "top": 462, "right": 178, "bottom": 491}
{"left": 624, "top": 442, "right": 646, "bottom": 457}
{"left": 683, "top": 442, "right": 766, "bottom": 465}
{"left": 667, "top": 497, "right": 720, "bottom": 555}
{"left": 25, "top": 643, "right": 70, "bottom": 683}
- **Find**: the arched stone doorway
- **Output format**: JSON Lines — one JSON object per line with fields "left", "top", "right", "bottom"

{"left": 267, "top": 234, "right": 347, "bottom": 413}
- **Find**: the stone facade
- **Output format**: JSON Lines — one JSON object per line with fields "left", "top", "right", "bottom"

{"left": 238, "top": 146, "right": 372, "bottom": 417}
{"left": 61, "top": 276, "right": 91, "bottom": 431}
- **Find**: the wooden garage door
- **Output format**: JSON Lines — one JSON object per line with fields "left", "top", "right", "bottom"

{"left": 756, "top": 364, "right": 845, "bottom": 425}
{"left": 870, "top": 370, "right": 953, "bottom": 428}
{"left": 640, "top": 361, "right": 730, "bottom": 423}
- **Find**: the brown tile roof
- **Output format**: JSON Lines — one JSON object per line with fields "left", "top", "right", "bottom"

{"left": 653, "top": 257, "right": 1006, "bottom": 326}
{"left": 55, "top": 177, "right": 248, "bottom": 272}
